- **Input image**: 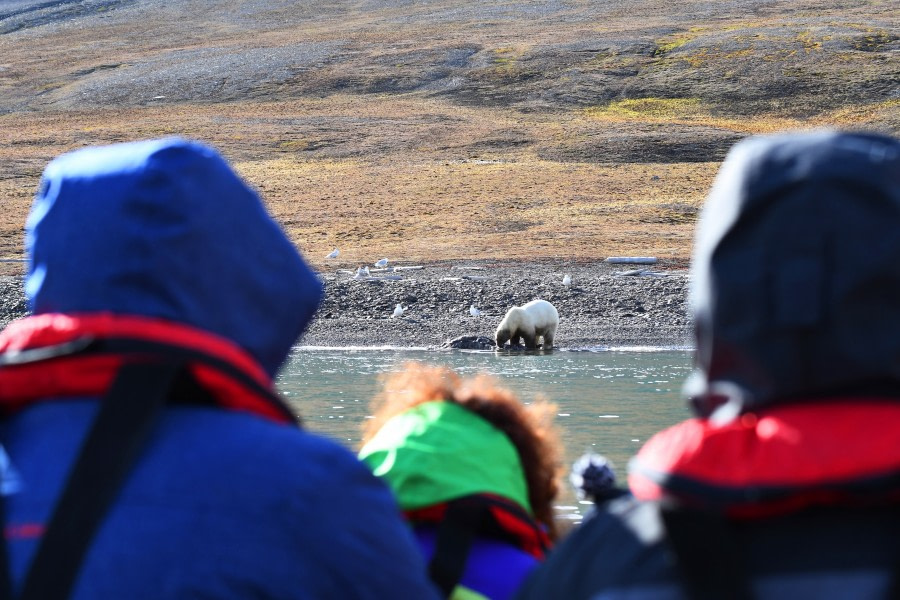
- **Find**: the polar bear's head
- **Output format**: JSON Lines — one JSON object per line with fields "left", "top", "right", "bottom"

{"left": 495, "top": 306, "right": 529, "bottom": 348}
{"left": 495, "top": 325, "right": 512, "bottom": 348}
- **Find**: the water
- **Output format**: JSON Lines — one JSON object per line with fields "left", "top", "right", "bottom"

{"left": 277, "top": 347, "right": 694, "bottom": 520}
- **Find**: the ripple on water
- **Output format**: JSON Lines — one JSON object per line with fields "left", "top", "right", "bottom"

{"left": 279, "top": 346, "right": 693, "bottom": 517}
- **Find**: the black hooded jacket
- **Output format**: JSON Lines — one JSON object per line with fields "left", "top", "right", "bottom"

{"left": 515, "top": 131, "right": 900, "bottom": 600}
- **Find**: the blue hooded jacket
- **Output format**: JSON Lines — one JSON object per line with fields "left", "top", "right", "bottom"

{"left": 0, "top": 139, "right": 440, "bottom": 599}
{"left": 27, "top": 137, "right": 318, "bottom": 378}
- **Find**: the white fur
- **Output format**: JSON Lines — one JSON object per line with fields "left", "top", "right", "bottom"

{"left": 495, "top": 299, "right": 559, "bottom": 349}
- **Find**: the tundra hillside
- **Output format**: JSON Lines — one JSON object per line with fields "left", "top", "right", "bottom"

{"left": 0, "top": 0, "right": 897, "bottom": 345}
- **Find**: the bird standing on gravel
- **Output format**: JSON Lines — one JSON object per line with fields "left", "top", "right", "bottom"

{"left": 469, "top": 305, "right": 481, "bottom": 317}
{"left": 326, "top": 248, "right": 340, "bottom": 259}
{"left": 392, "top": 303, "right": 406, "bottom": 318}
{"left": 562, "top": 274, "right": 572, "bottom": 287}
{"left": 352, "top": 266, "right": 370, "bottom": 279}
{"left": 374, "top": 258, "right": 389, "bottom": 268}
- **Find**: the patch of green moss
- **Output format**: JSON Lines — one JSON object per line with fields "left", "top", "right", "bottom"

{"left": 278, "top": 140, "right": 309, "bottom": 151}
{"left": 850, "top": 31, "right": 897, "bottom": 51}
{"left": 653, "top": 36, "right": 692, "bottom": 56}
{"left": 584, "top": 97, "right": 703, "bottom": 120}
{"left": 796, "top": 30, "right": 822, "bottom": 51}
{"left": 491, "top": 47, "right": 519, "bottom": 68}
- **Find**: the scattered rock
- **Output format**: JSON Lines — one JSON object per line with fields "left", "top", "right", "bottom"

{"left": 0, "top": 276, "right": 28, "bottom": 329}
{"left": 304, "top": 258, "right": 692, "bottom": 348}
{"left": 440, "top": 335, "right": 496, "bottom": 350}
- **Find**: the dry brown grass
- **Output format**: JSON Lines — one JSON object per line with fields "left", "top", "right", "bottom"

{"left": 3, "top": 92, "right": 895, "bottom": 270}
{"left": 0, "top": 95, "right": 720, "bottom": 269}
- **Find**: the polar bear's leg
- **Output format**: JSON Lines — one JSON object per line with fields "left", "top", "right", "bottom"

{"left": 521, "top": 326, "right": 538, "bottom": 349}
{"left": 542, "top": 323, "right": 557, "bottom": 349}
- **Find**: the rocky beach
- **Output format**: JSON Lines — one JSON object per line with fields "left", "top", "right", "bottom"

{"left": 0, "top": 257, "right": 693, "bottom": 350}
{"left": 306, "top": 258, "right": 691, "bottom": 349}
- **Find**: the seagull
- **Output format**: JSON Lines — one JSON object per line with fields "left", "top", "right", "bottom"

{"left": 562, "top": 274, "right": 572, "bottom": 287}
{"left": 326, "top": 248, "right": 340, "bottom": 259}
{"left": 352, "top": 266, "right": 370, "bottom": 279}
{"left": 469, "top": 305, "right": 481, "bottom": 317}
{"left": 374, "top": 258, "right": 389, "bottom": 268}
{"left": 392, "top": 303, "right": 406, "bottom": 318}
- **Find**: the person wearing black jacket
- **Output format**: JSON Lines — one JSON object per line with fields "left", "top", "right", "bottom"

{"left": 516, "top": 130, "right": 900, "bottom": 600}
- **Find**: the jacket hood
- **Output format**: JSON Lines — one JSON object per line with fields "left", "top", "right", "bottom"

{"left": 358, "top": 401, "right": 532, "bottom": 514}
{"left": 25, "top": 138, "right": 322, "bottom": 377}
{"left": 686, "top": 130, "right": 900, "bottom": 417}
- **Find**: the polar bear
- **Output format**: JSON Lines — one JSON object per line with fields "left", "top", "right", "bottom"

{"left": 495, "top": 299, "right": 559, "bottom": 350}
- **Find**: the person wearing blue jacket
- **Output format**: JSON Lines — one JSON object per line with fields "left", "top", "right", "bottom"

{"left": 0, "top": 138, "right": 440, "bottom": 599}
{"left": 516, "top": 131, "right": 900, "bottom": 599}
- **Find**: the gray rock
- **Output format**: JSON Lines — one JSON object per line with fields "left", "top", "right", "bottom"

{"left": 440, "top": 335, "right": 496, "bottom": 350}
{"left": 0, "top": 276, "right": 28, "bottom": 330}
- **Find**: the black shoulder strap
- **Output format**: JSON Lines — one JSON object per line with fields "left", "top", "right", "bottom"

{"left": 659, "top": 504, "right": 753, "bottom": 600}
{"left": 0, "top": 485, "right": 11, "bottom": 600}
{"left": 428, "top": 500, "right": 488, "bottom": 598}
{"left": 11, "top": 361, "right": 182, "bottom": 600}
{"left": 885, "top": 508, "right": 900, "bottom": 600}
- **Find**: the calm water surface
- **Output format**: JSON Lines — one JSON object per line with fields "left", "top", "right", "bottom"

{"left": 277, "top": 347, "right": 694, "bottom": 519}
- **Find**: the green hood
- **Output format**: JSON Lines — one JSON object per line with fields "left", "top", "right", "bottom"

{"left": 359, "top": 401, "right": 532, "bottom": 514}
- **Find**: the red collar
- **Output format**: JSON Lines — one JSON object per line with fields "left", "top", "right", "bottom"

{"left": 629, "top": 400, "right": 900, "bottom": 517}
{"left": 405, "top": 494, "right": 551, "bottom": 559}
{"left": 0, "top": 313, "right": 296, "bottom": 425}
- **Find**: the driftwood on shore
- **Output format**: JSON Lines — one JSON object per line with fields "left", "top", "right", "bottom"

{"left": 605, "top": 257, "right": 658, "bottom": 265}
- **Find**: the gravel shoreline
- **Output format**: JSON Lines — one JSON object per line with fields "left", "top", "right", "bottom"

{"left": 0, "top": 275, "right": 28, "bottom": 331}
{"left": 0, "top": 259, "right": 694, "bottom": 349}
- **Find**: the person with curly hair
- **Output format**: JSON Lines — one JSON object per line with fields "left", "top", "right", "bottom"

{"left": 359, "top": 362, "right": 564, "bottom": 600}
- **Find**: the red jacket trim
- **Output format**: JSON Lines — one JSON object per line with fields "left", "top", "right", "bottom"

{"left": 405, "top": 494, "right": 550, "bottom": 559}
{"left": 0, "top": 313, "right": 295, "bottom": 425}
{"left": 629, "top": 400, "right": 900, "bottom": 517}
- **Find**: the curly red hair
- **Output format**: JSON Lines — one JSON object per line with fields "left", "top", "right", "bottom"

{"left": 361, "top": 362, "right": 563, "bottom": 540}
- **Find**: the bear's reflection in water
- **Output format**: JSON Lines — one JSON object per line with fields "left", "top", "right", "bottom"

{"left": 494, "top": 345, "right": 554, "bottom": 354}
